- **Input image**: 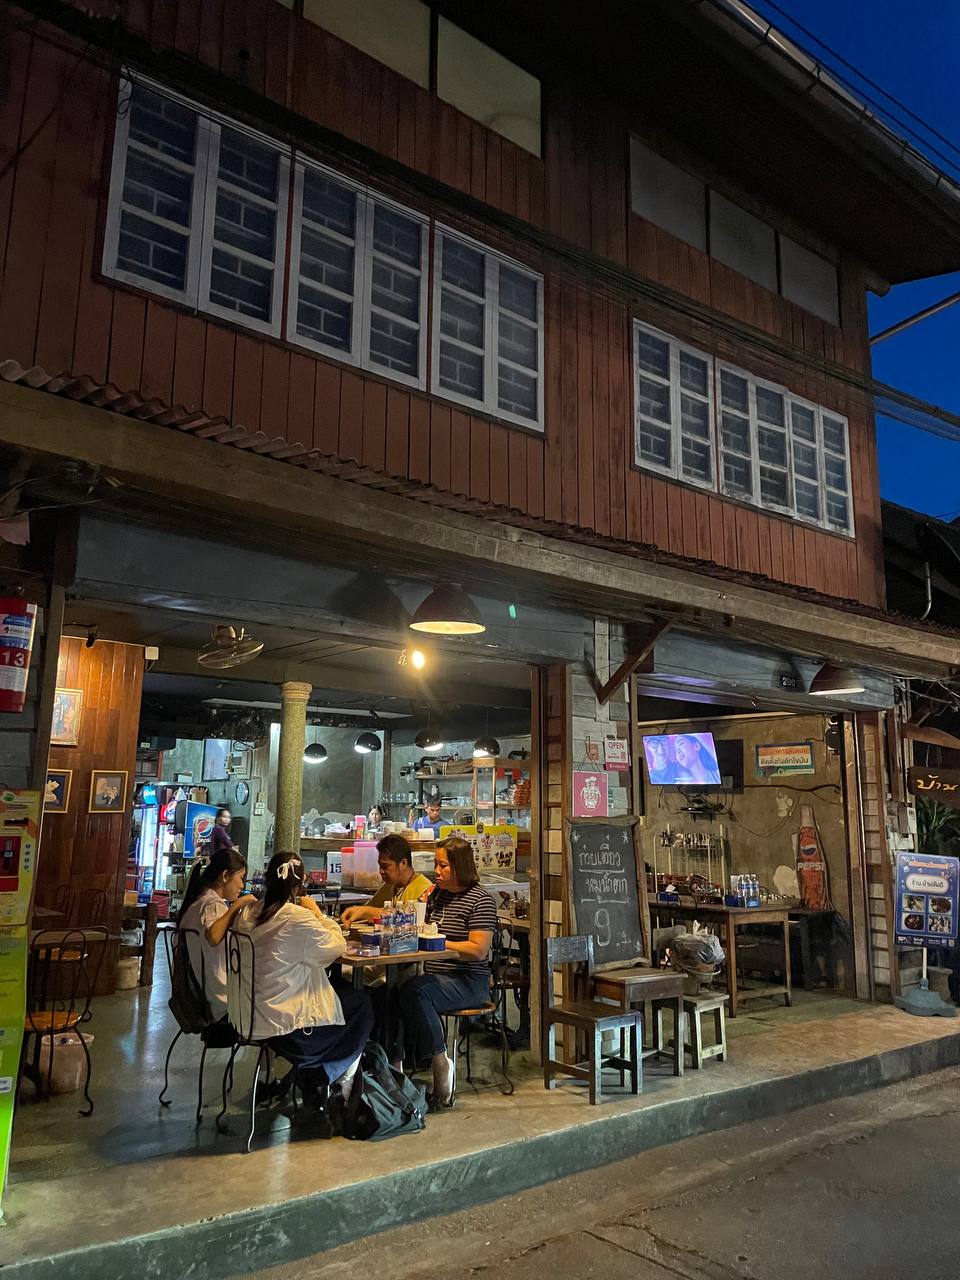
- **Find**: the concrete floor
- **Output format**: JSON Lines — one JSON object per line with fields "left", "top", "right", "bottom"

{"left": 246, "top": 1065, "right": 960, "bottom": 1280}
{"left": 4, "top": 968, "right": 960, "bottom": 1276}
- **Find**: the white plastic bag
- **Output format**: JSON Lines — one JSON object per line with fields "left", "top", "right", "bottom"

{"left": 37, "top": 1032, "right": 94, "bottom": 1094}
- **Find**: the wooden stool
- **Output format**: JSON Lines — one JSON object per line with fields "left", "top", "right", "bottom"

{"left": 653, "top": 992, "right": 728, "bottom": 1069}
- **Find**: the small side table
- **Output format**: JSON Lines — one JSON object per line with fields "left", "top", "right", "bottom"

{"left": 592, "top": 967, "right": 686, "bottom": 1076}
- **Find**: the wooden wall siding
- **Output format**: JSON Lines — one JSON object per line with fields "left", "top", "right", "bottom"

{"left": 0, "top": 16, "right": 884, "bottom": 607}
{"left": 39, "top": 638, "right": 144, "bottom": 991}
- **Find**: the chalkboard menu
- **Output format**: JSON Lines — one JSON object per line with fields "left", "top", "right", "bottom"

{"left": 566, "top": 816, "right": 650, "bottom": 971}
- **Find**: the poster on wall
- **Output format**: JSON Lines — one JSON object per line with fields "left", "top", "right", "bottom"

{"left": 573, "top": 770, "right": 609, "bottom": 818}
{"left": 603, "top": 737, "right": 630, "bottom": 771}
{"left": 757, "top": 742, "right": 815, "bottom": 777}
{"left": 202, "top": 738, "right": 231, "bottom": 781}
{"left": 439, "top": 824, "right": 517, "bottom": 875}
{"left": 895, "top": 852, "right": 959, "bottom": 947}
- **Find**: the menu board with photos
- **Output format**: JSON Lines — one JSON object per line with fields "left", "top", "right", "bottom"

{"left": 895, "top": 852, "right": 959, "bottom": 947}
{"left": 566, "top": 815, "right": 650, "bottom": 971}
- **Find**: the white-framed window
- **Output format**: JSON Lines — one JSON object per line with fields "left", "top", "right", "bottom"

{"left": 103, "top": 77, "right": 288, "bottom": 336}
{"left": 633, "top": 323, "right": 714, "bottom": 488}
{"left": 432, "top": 228, "right": 544, "bottom": 431}
{"left": 287, "top": 162, "right": 429, "bottom": 388}
{"left": 634, "top": 324, "right": 854, "bottom": 537}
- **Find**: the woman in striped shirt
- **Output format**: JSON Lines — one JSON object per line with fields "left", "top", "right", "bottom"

{"left": 397, "top": 837, "right": 496, "bottom": 1108}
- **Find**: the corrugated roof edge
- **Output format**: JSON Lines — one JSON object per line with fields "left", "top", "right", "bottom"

{"left": 4, "top": 356, "right": 958, "bottom": 645}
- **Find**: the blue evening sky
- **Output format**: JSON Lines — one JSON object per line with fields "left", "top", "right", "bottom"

{"left": 750, "top": 0, "right": 960, "bottom": 519}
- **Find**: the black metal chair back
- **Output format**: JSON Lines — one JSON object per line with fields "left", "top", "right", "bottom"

{"left": 25, "top": 926, "right": 108, "bottom": 1115}
{"left": 158, "top": 924, "right": 212, "bottom": 1122}
{"left": 77, "top": 887, "right": 108, "bottom": 927}
{"left": 53, "top": 883, "right": 77, "bottom": 927}
{"left": 544, "top": 934, "right": 594, "bottom": 1008}
{"left": 223, "top": 926, "right": 279, "bottom": 1151}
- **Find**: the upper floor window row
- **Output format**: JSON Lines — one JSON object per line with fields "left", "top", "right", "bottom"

{"left": 634, "top": 322, "right": 854, "bottom": 538}
{"left": 629, "top": 137, "right": 840, "bottom": 328}
{"left": 103, "top": 79, "right": 544, "bottom": 431}
{"left": 281, "top": 0, "right": 542, "bottom": 156}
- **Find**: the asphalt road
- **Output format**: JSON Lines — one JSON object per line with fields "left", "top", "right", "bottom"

{"left": 243, "top": 1067, "right": 960, "bottom": 1280}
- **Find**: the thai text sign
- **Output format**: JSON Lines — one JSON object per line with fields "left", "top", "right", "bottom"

{"left": 908, "top": 767, "right": 960, "bottom": 811}
{"left": 756, "top": 742, "right": 815, "bottom": 776}
{"left": 895, "top": 852, "right": 959, "bottom": 947}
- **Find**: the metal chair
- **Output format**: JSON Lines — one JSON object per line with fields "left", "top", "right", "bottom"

{"left": 53, "top": 883, "right": 77, "bottom": 927}
{"left": 77, "top": 886, "right": 108, "bottom": 927}
{"left": 491, "top": 920, "right": 530, "bottom": 1048}
{"left": 543, "top": 934, "right": 643, "bottom": 1104}
{"left": 221, "top": 927, "right": 294, "bottom": 1152}
{"left": 159, "top": 924, "right": 220, "bottom": 1123}
{"left": 23, "top": 926, "right": 107, "bottom": 1115}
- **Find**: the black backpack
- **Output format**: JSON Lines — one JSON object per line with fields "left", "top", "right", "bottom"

{"left": 342, "top": 1042, "right": 428, "bottom": 1141}
{"left": 167, "top": 929, "right": 213, "bottom": 1035}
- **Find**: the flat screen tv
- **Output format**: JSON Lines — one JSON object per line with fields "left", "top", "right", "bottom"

{"left": 642, "top": 731, "right": 722, "bottom": 787}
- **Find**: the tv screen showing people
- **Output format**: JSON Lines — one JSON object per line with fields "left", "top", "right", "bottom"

{"left": 642, "top": 732, "right": 722, "bottom": 787}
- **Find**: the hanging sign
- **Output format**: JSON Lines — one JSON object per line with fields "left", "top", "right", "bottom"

{"left": 0, "top": 599, "right": 37, "bottom": 715}
{"left": 604, "top": 737, "right": 630, "bottom": 772}
{"left": 908, "top": 767, "right": 960, "bottom": 811}
{"left": 573, "top": 770, "right": 609, "bottom": 818}
{"left": 895, "top": 852, "right": 959, "bottom": 947}
{"left": 756, "top": 742, "right": 815, "bottom": 777}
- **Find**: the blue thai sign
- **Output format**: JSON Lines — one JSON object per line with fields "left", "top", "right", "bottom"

{"left": 895, "top": 852, "right": 959, "bottom": 947}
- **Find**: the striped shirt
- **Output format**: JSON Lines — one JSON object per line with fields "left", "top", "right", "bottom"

{"left": 425, "top": 884, "right": 497, "bottom": 977}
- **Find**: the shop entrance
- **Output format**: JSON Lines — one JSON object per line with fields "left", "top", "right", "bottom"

{"left": 634, "top": 682, "right": 864, "bottom": 1030}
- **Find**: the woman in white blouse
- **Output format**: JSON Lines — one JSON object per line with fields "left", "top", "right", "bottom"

{"left": 232, "top": 851, "right": 374, "bottom": 1114}
{"left": 177, "top": 847, "right": 256, "bottom": 1017}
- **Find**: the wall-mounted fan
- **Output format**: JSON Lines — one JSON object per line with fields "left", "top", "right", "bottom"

{"left": 197, "top": 624, "right": 264, "bottom": 669}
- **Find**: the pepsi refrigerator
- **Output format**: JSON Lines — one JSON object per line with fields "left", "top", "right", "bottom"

{"left": 176, "top": 801, "right": 218, "bottom": 857}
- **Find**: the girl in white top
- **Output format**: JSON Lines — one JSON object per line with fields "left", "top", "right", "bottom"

{"left": 232, "top": 851, "right": 374, "bottom": 1108}
{"left": 177, "top": 848, "right": 256, "bottom": 1016}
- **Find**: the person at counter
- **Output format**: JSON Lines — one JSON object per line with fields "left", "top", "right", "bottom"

{"left": 209, "top": 807, "right": 241, "bottom": 857}
{"left": 341, "top": 835, "right": 432, "bottom": 927}
{"left": 413, "top": 795, "right": 443, "bottom": 838}
{"left": 396, "top": 837, "right": 496, "bottom": 1109}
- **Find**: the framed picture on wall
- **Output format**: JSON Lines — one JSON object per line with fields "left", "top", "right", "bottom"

{"left": 51, "top": 688, "right": 83, "bottom": 747}
{"left": 89, "top": 770, "right": 128, "bottom": 814}
{"left": 202, "top": 738, "right": 231, "bottom": 781}
{"left": 44, "top": 769, "right": 72, "bottom": 813}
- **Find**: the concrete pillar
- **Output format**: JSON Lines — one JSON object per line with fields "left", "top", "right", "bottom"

{"left": 274, "top": 680, "right": 311, "bottom": 854}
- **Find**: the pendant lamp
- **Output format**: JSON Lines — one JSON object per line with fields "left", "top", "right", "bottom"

{"left": 473, "top": 734, "right": 501, "bottom": 759}
{"left": 355, "top": 731, "right": 382, "bottom": 754}
{"left": 415, "top": 728, "right": 444, "bottom": 752}
{"left": 303, "top": 742, "right": 328, "bottom": 764}
{"left": 808, "top": 662, "right": 865, "bottom": 697}
{"left": 409, "top": 583, "right": 485, "bottom": 635}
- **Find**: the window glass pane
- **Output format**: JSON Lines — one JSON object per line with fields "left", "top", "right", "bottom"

{"left": 756, "top": 386, "right": 784, "bottom": 426}
{"left": 723, "top": 454, "right": 752, "bottom": 495}
{"left": 760, "top": 467, "right": 789, "bottom": 507}
{"left": 822, "top": 415, "right": 846, "bottom": 454}
{"left": 303, "top": 0, "right": 431, "bottom": 88}
{"left": 209, "top": 247, "right": 273, "bottom": 318}
{"left": 679, "top": 351, "right": 708, "bottom": 397}
{"left": 499, "top": 315, "right": 537, "bottom": 370}
{"left": 720, "top": 370, "right": 749, "bottom": 414}
{"left": 370, "top": 310, "right": 419, "bottom": 376}
{"left": 629, "top": 137, "right": 706, "bottom": 251}
{"left": 720, "top": 411, "right": 749, "bottom": 455}
{"left": 790, "top": 402, "right": 816, "bottom": 441}
{"left": 637, "top": 331, "right": 670, "bottom": 380}
{"left": 440, "top": 291, "right": 484, "bottom": 349}
{"left": 210, "top": 128, "right": 281, "bottom": 321}
{"left": 710, "top": 193, "right": 777, "bottom": 292}
{"left": 218, "top": 128, "right": 279, "bottom": 203}
{"left": 680, "top": 394, "right": 710, "bottom": 440}
{"left": 780, "top": 234, "right": 839, "bottom": 326}
{"left": 758, "top": 425, "right": 787, "bottom": 467}
{"left": 796, "top": 479, "right": 820, "bottom": 520}
{"left": 638, "top": 423, "right": 671, "bottom": 468}
{"left": 793, "top": 441, "right": 818, "bottom": 481}
{"left": 297, "top": 284, "right": 351, "bottom": 349}
{"left": 372, "top": 205, "right": 422, "bottom": 268}
{"left": 682, "top": 436, "right": 711, "bottom": 482}
{"left": 437, "top": 17, "right": 541, "bottom": 156}
{"left": 824, "top": 454, "right": 847, "bottom": 491}
{"left": 439, "top": 341, "right": 483, "bottom": 399}
{"left": 300, "top": 225, "right": 354, "bottom": 297}
{"left": 117, "top": 211, "right": 190, "bottom": 291}
{"left": 442, "top": 237, "right": 485, "bottom": 296}
{"left": 370, "top": 258, "right": 420, "bottom": 323}
{"left": 128, "top": 85, "right": 196, "bottom": 165}
{"left": 296, "top": 171, "right": 357, "bottom": 351}
{"left": 498, "top": 366, "right": 537, "bottom": 420}
{"left": 826, "top": 493, "right": 849, "bottom": 529}
{"left": 637, "top": 376, "right": 671, "bottom": 425}
{"left": 123, "top": 152, "right": 193, "bottom": 227}
{"left": 302, "top": 170, "right": 357, "bottom": 238}
{"left": 499, "top": 266, "right": 538, "bottom": 321}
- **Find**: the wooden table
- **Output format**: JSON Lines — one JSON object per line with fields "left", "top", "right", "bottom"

{"left": 346, "top": 947, "right": 453, "bottom": 990}
{"left": 31, "top": 905, "right": 64, "bottom": 926}
{"left": 650, "top": 902, "right": 792, "bottom": 1017}
{"left": 592, "top": 967, "right": 686, "bottom": 1075}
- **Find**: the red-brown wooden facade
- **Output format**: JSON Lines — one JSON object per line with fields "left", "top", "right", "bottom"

{"left": 0, "top": 1, "right": 884, "bottom": 606}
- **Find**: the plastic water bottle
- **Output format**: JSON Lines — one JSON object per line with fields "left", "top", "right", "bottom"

{"left": 381, "top": 907, "right": 394, "bottom": 954}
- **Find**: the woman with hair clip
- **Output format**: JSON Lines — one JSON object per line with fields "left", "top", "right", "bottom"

{"left": 233, "top": 851, "right": 374, "bottom": 1122}
{"left": 178, "top": 847, "right": 256, "bottom": 1016}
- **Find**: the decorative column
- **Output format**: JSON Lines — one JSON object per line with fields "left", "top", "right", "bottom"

{"left": 274, "top": 680, "right": 311, "bottom": 855}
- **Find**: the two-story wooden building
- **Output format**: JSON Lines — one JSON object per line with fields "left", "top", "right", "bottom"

{"left": 2, "top": 0, "right": 960, "bottom": 1032}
